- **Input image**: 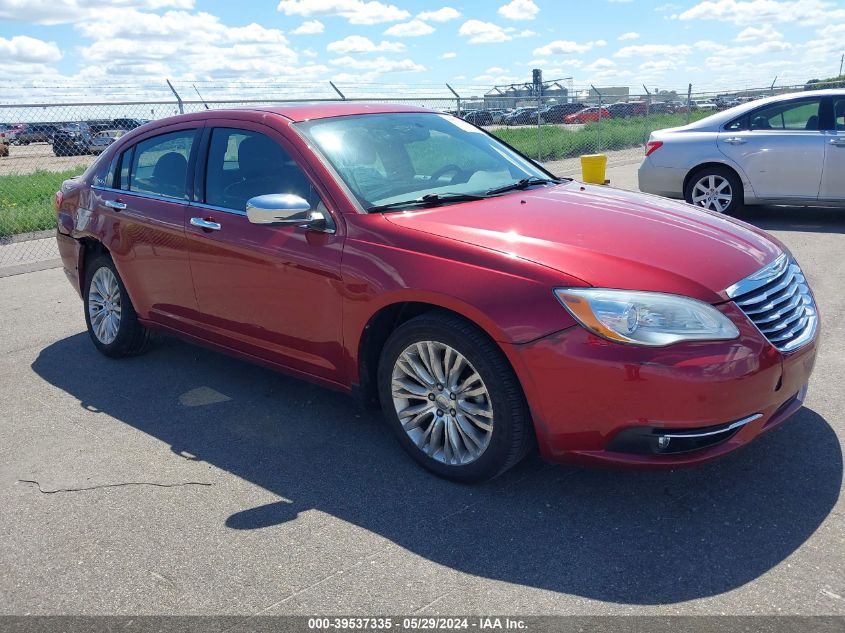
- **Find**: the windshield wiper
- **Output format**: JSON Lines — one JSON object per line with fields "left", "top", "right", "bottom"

{"left": 485, "top": 177, "right": 560, "bottom": 196}
{"left": 367, "top": 192, "right": 486, "bottom": 213}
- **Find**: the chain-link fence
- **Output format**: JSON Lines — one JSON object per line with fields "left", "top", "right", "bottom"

{"left": 2, "top": 79, "right": 839, "bottom": 270}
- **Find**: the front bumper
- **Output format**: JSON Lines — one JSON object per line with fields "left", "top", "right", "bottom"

{"left": 504, "top": 301, "right": 818, "bottom": 468}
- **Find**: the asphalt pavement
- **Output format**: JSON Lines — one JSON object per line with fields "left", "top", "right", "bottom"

{"left": 0, "top": 202, "right": 843, "bottom": 616}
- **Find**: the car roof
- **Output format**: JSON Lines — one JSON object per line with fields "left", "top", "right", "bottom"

{"left": 684, "top": 89, "right": 845, "bottom": 130}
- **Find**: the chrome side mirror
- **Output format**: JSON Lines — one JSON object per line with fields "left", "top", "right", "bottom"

{"left": 246, "top": 194, "right": 311, "bottom": 225}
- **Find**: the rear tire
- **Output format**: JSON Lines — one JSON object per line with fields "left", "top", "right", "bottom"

{"left": 83, "top": 254, "right": 154, "bottom": 358}
{"left": 684, "top": 165, "right": 743, "bottom": 215}
{"left": 377, "top": 312, "right": 533, "bottom": 483}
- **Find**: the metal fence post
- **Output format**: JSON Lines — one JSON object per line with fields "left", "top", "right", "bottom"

{"left": 166, "top": 79, "right": 183, "bottom": 114}
{"left": 686, "top": 83, "right": 692, "bottom": 125}
{"left": 536, "top": 94, "right": 541, "bottom": 162}
{"left": 591, "top": 84, "right": 603, "bottom": 153}
{"left": 446, "top": 83, "right": 461, "bottom": 117}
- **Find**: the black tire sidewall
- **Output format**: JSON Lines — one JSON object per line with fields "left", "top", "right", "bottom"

{"left": 685, "top": 166, "right": 743, "bottom": 214}
{"left": 83, "top": 255, "right": 143, "bottom": 357}
{"left": 377, "top": 315, "right": 527, "bottom": 483}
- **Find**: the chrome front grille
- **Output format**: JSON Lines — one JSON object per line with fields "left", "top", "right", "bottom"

{"left": 726, "top": 253, "right": 817, "bottom": 353}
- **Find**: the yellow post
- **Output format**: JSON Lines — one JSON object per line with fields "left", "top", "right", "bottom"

{"left": 580, "top": 154, "right": 608, "bottom": 184}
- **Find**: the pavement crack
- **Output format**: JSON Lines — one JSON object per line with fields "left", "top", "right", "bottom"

{"left": 16, "top": 479, "right": 212, "bottom": 494}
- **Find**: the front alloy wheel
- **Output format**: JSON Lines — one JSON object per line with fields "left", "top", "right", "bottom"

{"left": 378, "top": 312, "right": 533, "bottom": 482}
{"left": 391, "top": 341, "right": 494, "bottom": 466}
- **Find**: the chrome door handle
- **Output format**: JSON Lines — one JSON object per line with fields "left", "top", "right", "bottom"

{"left": 829, "top": 138, "right": 845, "bottom": 147}
{"left": 190, "top": 217, "right": 221, "bottom": 231}
{"left": 104, "top": 200, "right": 126, "bottom": 210}
{"left": 723, "top": 137, "right": 747, "bottom": 145}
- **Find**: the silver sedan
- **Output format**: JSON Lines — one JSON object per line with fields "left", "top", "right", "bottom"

{"left": 638, "top": 89, "right": 845, "bottom": 213}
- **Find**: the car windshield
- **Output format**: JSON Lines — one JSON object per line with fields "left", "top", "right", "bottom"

{"left": 296, "top": 112, "right": 550, "bottom": 210}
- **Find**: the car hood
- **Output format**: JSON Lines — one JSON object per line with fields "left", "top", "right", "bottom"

{"left": 382, "top": 182, "right": 782, "bottom": 302}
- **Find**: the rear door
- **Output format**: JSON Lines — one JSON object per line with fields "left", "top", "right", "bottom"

{"left": 717, "top": 96, "right": 825, "bottom": 200}
{"left": 91, "top": 123, "right": 202, "bottom": 325}
{"left": 819, "top": 96, "right": 845, "bottom": 202}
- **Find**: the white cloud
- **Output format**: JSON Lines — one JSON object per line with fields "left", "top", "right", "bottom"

{"left": 515, "top": 29, "right": 538, "bottom": 38}
{"left": 440, "top": 51, "right": 457, "bottom": 59}
{"left": 0, "top": 0, "right": 193, "bottom": 24}
{"left": 586, "top": 57, "right": 616, "bottom": 71}
{"left": 327, "top": 35, "right": 405, "bottom": 53}
{"left": 329, "top": 55, "right": 425, "bottom": 72}
{"left": 533, "top": 39, "right": 606, "bottom": 56}
{"left": 615, "top": 43, "right": 691, "bottom": 57}
{"left": 292, "top": 19, "right": 325, "bottom": 34}
{"left": 0, "top": 35, "right": 62, "bottom": 63}
{"left": 277, "top": 0, "right": 410, "bottom": 25}
{"left": 417, "top": 7, "right": 460, "bottom": 22}
{"left": 383, "top": 19, "right": 435, "bottom": 37}
{"left": 677, "top": 0, "right": 845, "bottom": 27}
{"left": 618, "top": 31, "right": 640, "bottom": 40}
{"left": 497, "top": 0, "right": 540, "bottom": 20}
{"left": 639, "top": 59, "right": 677, "bottom": 72}
{"left": 458, "top": 20, "right": 512, "bottom": 43}
{"left": 735, "top": 24, "right": 781, "bottom": 41}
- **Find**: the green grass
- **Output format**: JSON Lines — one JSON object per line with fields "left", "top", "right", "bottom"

{"left": 0, "top": 167, "right": 85, "bottom": 238}
{"left": 493, "top": 112, "right": 712, "bottom": 161}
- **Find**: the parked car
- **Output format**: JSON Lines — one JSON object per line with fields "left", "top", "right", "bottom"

{"left": 88, "top": 129, "right": 127, "bottom": 154}
{"left": 648, "top": 101, "right": 672, "bottom": 114}
{"left": 55, "top": 103, "right": 819, "bottom": 482}
{"left": 692, "top": 100, "right": 718, "bottom": 111}
{"left": 639, "top": 89, "right": 845, "bottom": 214}
{"left": 607, "top": 101, "right": 649, "bottom": 118}
{"left": 537, "top": 102, "right": 586, "bottom": 124}
{"left": 489, "top": 110, "right": 507, "bottom": 124}
{"left": 9, "top": 123, "right": 57, "bottom": 144}
{"left": 462, "top": 110, "right": 494, "bottom": 126}
{"left": 52, "top": 122, "right": 94, "bottom": 156}
{"left": 502, "top": 107, "right": 538, "bottom": 125}
{"left": 564, "top": 106, "right": 611, "bottom": 124}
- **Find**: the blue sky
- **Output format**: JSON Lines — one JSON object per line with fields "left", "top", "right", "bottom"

{"left": 0, "top": 0, "right": 842, "bottom": 101}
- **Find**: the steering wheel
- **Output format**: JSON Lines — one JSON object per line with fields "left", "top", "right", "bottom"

{"left": 222, "top": 176, "right": 281, "bottom": 207}
{"left": 429, "top": 164, "right": 468, "bottom": 185}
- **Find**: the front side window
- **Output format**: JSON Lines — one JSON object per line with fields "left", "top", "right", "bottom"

{"left": 296, "top": 112, "right": 548, "bottom": 209}
{"left": 750, "top": 99, "right": 821, "bottom": 131}
{"left": 834, "top": 99, "right": 845, "bottom": 131}
{"left": 129, "top": 129, "right": 196, "bottom": 199}
{"left": 204, "top": 127, "right": 316, "bottom": 212}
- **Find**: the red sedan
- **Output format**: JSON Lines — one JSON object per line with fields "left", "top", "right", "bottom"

{"left": 564, "top": 106, "right": 611, "bottom": 124}
{"left": 55, "top": 103, "right": 818, "bottom": 482}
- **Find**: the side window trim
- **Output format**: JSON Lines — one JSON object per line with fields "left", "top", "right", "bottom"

{"left": 726, "top": 97, "right": 824, "bottom": 132}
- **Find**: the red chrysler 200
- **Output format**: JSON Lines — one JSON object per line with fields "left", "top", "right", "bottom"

{"left": 54, "top": 103, "right": 819, "bottom": 482}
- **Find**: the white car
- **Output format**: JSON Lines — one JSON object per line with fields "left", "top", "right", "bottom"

{"left": 693, "top": 100, "right": 718, "bottom": 111}
{"left": 638, "top": 89, "right": 845, "bottom": 213}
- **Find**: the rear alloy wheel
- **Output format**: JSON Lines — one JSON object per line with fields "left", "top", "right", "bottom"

{"left": 685, "top": 166, "right": 742, "bottom": 214}
{"left": 84, "top": 255, "right": 154, "bottom": 358}
{"left": 378, "top": 312, "right": 532, "bottom": 482}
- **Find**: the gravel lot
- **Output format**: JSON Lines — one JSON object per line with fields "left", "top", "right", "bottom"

{"left": 0, "top": 202, "right": 843, "bottom": 616}
{"left": 0, "top": 143, "right": 93, "bottom": 177}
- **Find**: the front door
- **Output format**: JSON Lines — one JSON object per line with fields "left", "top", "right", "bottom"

{"left": 185, "top": 121, "right": 346, "bottom": 384}
{"left": 717, "top": 97, "right": 825, "bottom": 200}
{"left": 819, "top": 96, "right": 845, "bottom": 202}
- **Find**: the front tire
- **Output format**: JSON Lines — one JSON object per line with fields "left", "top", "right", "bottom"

{"left": 83, "top": 254, "right": 153, "bottom": 358}
{"left": 378, "top": 312, "right": 532, "bottom": 483}
{"left": 684, "top": 166, "right": 743, "bottom": 214}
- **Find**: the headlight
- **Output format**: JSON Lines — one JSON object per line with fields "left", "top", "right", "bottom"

{"left": 554, "top": 288, "right": 739, "bottom": 346}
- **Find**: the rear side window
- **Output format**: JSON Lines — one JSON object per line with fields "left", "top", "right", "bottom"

{"left": 129, "top": 130, "right": 196, "bottom": 199}
{"left": 204, "top": 127, "right": 317, "bottom": 212}
{"left": 750, "top": 99, "right": 821, "bottom": 131}
{"left": 91, "top": 153, "right": 117, "bottom": 188}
